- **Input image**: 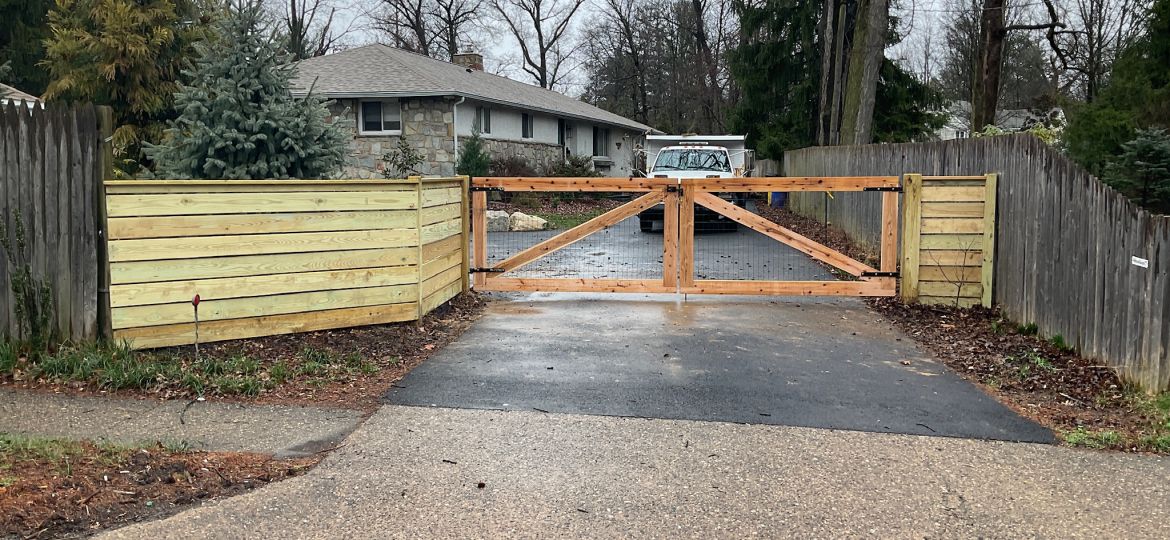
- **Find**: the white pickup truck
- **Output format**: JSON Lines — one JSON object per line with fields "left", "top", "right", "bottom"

{"left": 638, "top": 135, "right": 753, "bottom": 232}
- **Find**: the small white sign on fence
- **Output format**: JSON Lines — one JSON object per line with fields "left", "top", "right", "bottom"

{"left": 1132, "top": 256, "right": 1149, "bottom": 268}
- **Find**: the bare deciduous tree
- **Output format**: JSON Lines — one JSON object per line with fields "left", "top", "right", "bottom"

{"left": 491, "top": 0, "right": 587, "bottom": 90}
{"left": 279, "top": 0, "right": 351, "bottom": 59}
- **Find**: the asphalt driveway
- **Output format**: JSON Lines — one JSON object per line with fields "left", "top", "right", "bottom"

{"left": 386, "top": 294, "right": 1052, "bottom": 443}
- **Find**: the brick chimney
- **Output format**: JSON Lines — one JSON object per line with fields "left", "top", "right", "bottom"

{"left": 452, "top": 52, "right": 484, "bottom": 71}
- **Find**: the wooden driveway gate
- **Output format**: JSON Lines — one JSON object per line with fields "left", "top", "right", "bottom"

{"left": 470, "top": 176, "right": 898, "bottom": 296}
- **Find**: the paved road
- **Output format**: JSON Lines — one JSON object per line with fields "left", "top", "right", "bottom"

{"left": 487, "top": 207, "right": 833, "bottom": 281}
{"left": 387, "top": 294, "right": 1051, "bottom": 442}
{"left": 104, "top": 406, "right": 1170, "bottom": 539}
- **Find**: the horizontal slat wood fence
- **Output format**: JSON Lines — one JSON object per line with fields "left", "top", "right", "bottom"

{"left": 784, "top": 135, "right": 1170, "bottom": 391}
{"left": 901, "top": 174, "right": 997, "bottom": 308}
{"left": 0, "top": 103, "right": 104, "bottom": 341}
{"left": 105, "top": 177, "right": 468, "bottom": 349}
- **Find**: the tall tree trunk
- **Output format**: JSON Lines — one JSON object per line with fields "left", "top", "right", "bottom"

{"left": 691, "top": 0, "right": 721, "bottom": 131}
{"left": 973, "top": 0, "right": 1005, "bottom": 131}
{"left": 839, "top": 0, "right": 887, "bottom": 145}
{"left": 828, "top": 3, "right": 848, "bottom": 145}
{"left": 816, "top": 0, "right": 838, "bottom": 145}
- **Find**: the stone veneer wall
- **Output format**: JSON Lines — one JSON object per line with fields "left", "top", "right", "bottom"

{"left": 482, "top": 139, "right": 565, "bottom": 173}
{"left": 327, "top": 97, "right": 456, "bottom": 178}
{"left": 328, "top": 97, "right": 571, "bottom": 178}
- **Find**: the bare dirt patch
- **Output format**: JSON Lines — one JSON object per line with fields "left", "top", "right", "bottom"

{"left": 2, "top": 293, "right": 488, "bottom": 413}
{"left": 0, "top": 435, "right": 317, "bottom": 539}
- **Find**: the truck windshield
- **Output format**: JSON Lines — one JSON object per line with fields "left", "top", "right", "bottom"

{"left": 653, "top": 149, "right": 731, "bottom": 172}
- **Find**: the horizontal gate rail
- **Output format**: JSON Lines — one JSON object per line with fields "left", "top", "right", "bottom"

{"left": 682, "top": 176, "right": 899, "bottom": 192}
{"left": 475, "top": 176, "right": 676, "bottom": 192}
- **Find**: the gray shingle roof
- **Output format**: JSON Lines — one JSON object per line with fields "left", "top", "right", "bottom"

{"left": 290, "top": 44, "right": 653, "bottom": 133}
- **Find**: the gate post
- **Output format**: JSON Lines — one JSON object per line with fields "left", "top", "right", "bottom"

{"left": 663, "top": 183, "right": 679, "bottom": 289}
{"left": 678, "top": 179, "right": 695, "bottom": 288}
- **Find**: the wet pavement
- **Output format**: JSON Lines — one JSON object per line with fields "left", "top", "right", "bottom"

{"left": 386, "top": 294, "right": 1052, "bottom": 443}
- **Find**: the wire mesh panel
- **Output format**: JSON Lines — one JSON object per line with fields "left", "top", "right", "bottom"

{"left": 483, "top": 191, "right": 664, "bottom": 281}
{"left": 693, "top": 217, "right": 837, "bottom": 281}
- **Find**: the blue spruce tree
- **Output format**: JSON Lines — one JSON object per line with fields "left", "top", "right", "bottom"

{"left": 147, "top": 0, "right": 347, "bottom": 179}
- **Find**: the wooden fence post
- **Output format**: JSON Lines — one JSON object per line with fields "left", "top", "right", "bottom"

{"left": 460, "top": 175, "right": 471, "bottom": 294}
{"left": 900, "top": 173, "right": 923, "bottom": 302}
{"left": 981, "top": 173, "right": 998, "bottom": 308}
{"left": 96, "top": 106, "right": 114, "bottom": 339}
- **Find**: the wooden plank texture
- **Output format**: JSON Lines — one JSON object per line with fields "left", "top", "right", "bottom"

{"left": 109, "top": 229, "right": 418, "bottom": 262}
{"left": 107, "top": 211, "right": 416, "bottom": 239}
{"left": 114, "top": 303, "right": 418, "bottom": 348}
{"left": 106, "top": 191, "right": 418, "bottom": 217}
{"left": 112, "top": 284, "right": 418, "bottom": 329}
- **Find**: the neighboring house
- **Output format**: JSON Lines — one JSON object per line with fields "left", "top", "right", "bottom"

{"left": 935, "top": 100, "right": 1064, "bottom": 140}
{"left": 290, "top": 45, "right": 654, "bottom": 178}
{"left": 0, "top": 83, "right": 41, "bottom": 108}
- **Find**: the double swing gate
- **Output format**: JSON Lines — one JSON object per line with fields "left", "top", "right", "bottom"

{"left": 470, "top": 176, "right": 899, "bottom": 296}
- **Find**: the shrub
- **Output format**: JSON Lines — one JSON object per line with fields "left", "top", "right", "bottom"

{"left": 456, "top": 130, "right": 490, "bottom": 177}
{"left": 544, "top": 155, "right": 599, "bottom": 177}
{"left": 489, "top": 155, "right": 538, "bottom": 176}
{"left": 382, "top": 137, "right": 425, "bottom": 178}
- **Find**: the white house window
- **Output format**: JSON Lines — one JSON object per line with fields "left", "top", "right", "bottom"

{"left": 476, "top": 106, "right": 492, "bottom": 133}
{"left": 359, "top": 100, "right": 401, "bottom": 135}
{"left": 522, "top": 113, "right": 534, "bottom": 139}
{"left": 592, "top": 126, "right": 610, "bottom": 157}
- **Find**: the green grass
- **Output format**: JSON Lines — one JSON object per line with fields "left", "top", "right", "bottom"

{"left": 1049, "top": 334, "right": 1075, "bottom": 352}
{"left": 1063, "top": 428, "right": 1124, "bottom": 449}
{"left": 1017, "top": 322, "right": 1039, "bottom": 336}
{"left": 0, "top": 433, "right": 131, "bottom": 472}
{"left": 1, "top": 339, "right": 384, "bottom": 397}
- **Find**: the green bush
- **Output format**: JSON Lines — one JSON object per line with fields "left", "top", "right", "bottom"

{"left": 455, "top": 130, "right": 490, "bottom": 177}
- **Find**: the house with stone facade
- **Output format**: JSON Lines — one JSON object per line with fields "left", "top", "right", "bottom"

{"left": 290, "top": 44, "right": 654, "bottom": 178}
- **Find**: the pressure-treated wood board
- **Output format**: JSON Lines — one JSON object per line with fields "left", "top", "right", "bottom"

{"left": 422, "top": 218, "right": 462, "bottom": 244}
{"left": 684, "top": 176, "right": 899, "bottom": 192}
{"left": 918, "top": 266, "right": 982, "bottom": 282}
{"left": 480, "top": 277, "right": 676, "bottom": 293}
{"left": 110, "top": 248, "right": 418, "bottom": 284}
{"left": 114, "top": 302, "right": 418, "bottom": 348}
{"left": 107, "top": 191, "right": 419, "bottom": 217}
{"left": 918, "top": 234, "right": 984, "bottom": 250}
{"left": 423, "top": 235, "right": 463, "bottom": 263}
{"left": 920, "top": 186, "right": 986, "bottom": 202}
{"left": 422, "top": 265, "right": 463, "bottom": 297}
{"left": 109, "top": 229, "right": 418, "bottom": 262}
{"left": 107, "top": 210, "right": 417, "bottom": 239}
{"left": 110, "top": 266, "right": 418, "bottom": 308}
{"left": 422, "top": 187, "right": 463, "bottom": 207}
{"left": 918, "top": 281, "right": 983, "bottom": 298}
{"left": 104, "top": 181, "right": 418, "bottom": 194}
{"left": 921, "top": 218, "right": 985, "bottom": 234}
{"left": 422, "top": 250, "right": 462, "bottom": 281}
{"left": 918, "top": 249, "right": 983, "bottom": 266}
{"left": 921, "top": 202, "right": 985, "bottom": 218}
{"left": 474, "top": 177, "right": 675, "bottom": 192}
{"left": 421, "top": 203, "right": 462, "bottom": 225}
{"left": 112, "top": 284, "right": 419, "bottom": 329}
{"left": 421, "top": 279, "right": 462, "bottom": 314}
{"left": 680, "top": 279, "right": 894, "bottom": 296}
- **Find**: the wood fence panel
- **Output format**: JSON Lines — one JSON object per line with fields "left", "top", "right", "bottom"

{"left": 106, "top": 177, "right": 468, "bottom": 349}
{"left": 784, "top": 135, "right": 1170, "bottom": 391}
{"left": 0, "top": 103, "right": 103, "bottom": 342}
